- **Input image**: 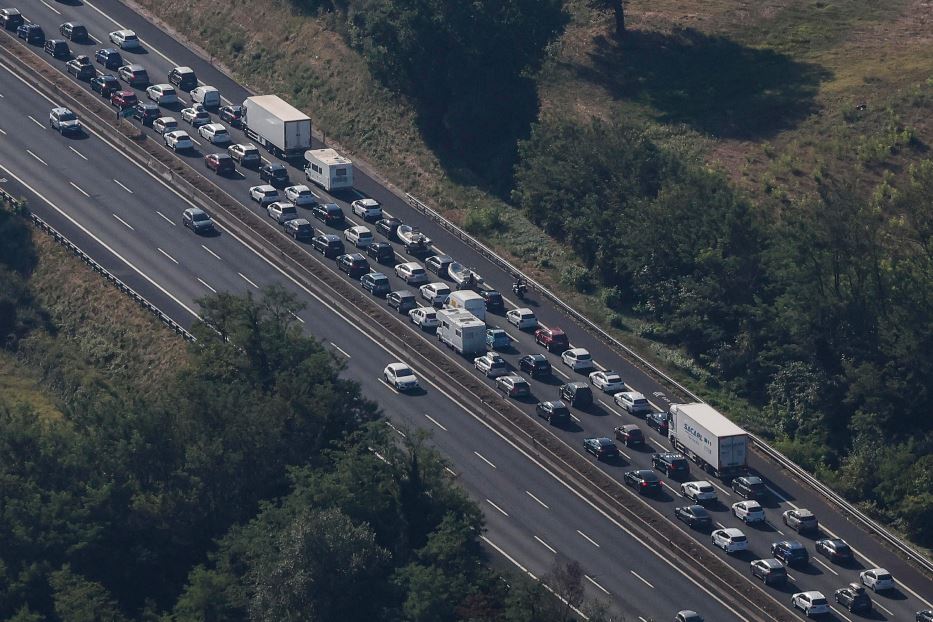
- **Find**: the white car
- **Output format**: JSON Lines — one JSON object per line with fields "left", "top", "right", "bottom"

{"left": 420, "top": 282, "right": 451, "bottom": 304}
{"left": 198, "top": 122, "right": 231, "bottom": 145}
{"left": 152, "top": 116, "right": 178, "bottom": 135}
{"left": 474, "top": 353, "right": 509, "bottom": 378}
{"left": 228, "top": 143, "right": 261, "bottom": 167}
{"left": 409, "top": 307, "right": 439, "bottom": 330}
{"left": 614, "top": 390, "right": 650, "bottom": 415}
{"left": 109, "top": 29, "right": 141, "bottom": 50}
{"left": 384, "top": 363, "right": 419, "bottom": 392}
{"left": 792, "top": 591, "right": 830, "bottom": 617}
{"left": 267, "top": 201, "right": 299, "bottom": 224}
{"left": 163, "top": 130, "right": 193, "bottom": 152}
{"left": 588, "top": 370, "right": 625, "bottom": 394}
{"left": 351, "top": 198, "right": 382, "bottom": 220}
{"left": 249, "top": 185, "right": 280, "bottom": 206}
{"left": 146, "top": 84, "right": 178, "bottom": 106}
{"left": 682, "top": 481, "right": 718, "bottom": 504}
{"left": 395, "top": 262, "right": 429, "bottom": 286}
{"left": 284, "top": 184, "right": 317, "bottom": 207}
{"left": 507, "top": 307, "right": 538, "bottom": 330}
{"left": 181, "top": 106, "right": 210, "bottom": 127}
{"left": 561, "top": 348, "right": 595, "bottom": 372}
{"left": 731, "top": 500, "right": 765, "bottom": 524}
{"left": 345, "top": 225, "right": 374, "bottom": 248}
{"left": 711, "top": 528, "right": 748, "bottom": 553}
{"left": 860, "top": 568, "right": 894, "bottom": 592}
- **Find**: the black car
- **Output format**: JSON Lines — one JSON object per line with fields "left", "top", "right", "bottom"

{"left": 387, "top": 290, "right": 417, "bottom": 313}
{"left": 480, "top": 289, "right": 504, "bottom": 313}
{"left": 44, "top": 39, "right": 71, "bottom": 59}
{"left": 834, "top": 584, "right": 872, "bottom": 613}
{"left": 17, "top": 23, "right": 44, "bottom": 44}
{"left": 425, "top": 254, "right": 453, "bottom": 277}
{"left": 624, "top": 469, "right": 661, "bottom": 494}
{"left": 133, "top": 102, "right": 160, "bottom": 125}
{"left": 518, "top": 354, "right": 551, "bottom": 378}
{"left": 312, "top": 233, "right": 344, "bottom": 258}
{"left": 182, "top": 208, "right": 214, "bottom": 235}
{"left": 645, "top": 411, "right": 670, "bottom": 436}
{"left": 312, "top": 202, "right": 345, "bottom": 226}
{"left": 536, "top": 400, "right": 570, "bottom": 425}
{"left": 652, "top": 452, "right": 690, "bottom": 479}
{"left": 375, "top": 217, "right": 402, "bottom": 240}
{"left": 1, "top": 8, "right": 24, "bottom": 31}
{"left": 90, "top": 73, "right": 120, "bottom": 97}
{"left": 731, "top": 475, "right": 766, "bottom": 500}
{"left": 336, "top": 253, "right": 370, "bottom": 279}
{"left": 750, "top": 558, "right": 787, "bottom": 585}
{"left": 771, "top": 540, "right": 809, "bottom": 567}
{"left": 917, "top": 611, "right": 933, "bottom": 622}
{"left": 284, "top": 218, "right": 313, "bottom": 240}
{"left": 59, "top": 22, "right": 88, "bottom": 42}
{"left": 559, "top": 382, "right": 593, "bottom": 409}
{"left": 168, "top": 66, "right": 198, "bottom": 91}
{"left": 95, "top": 47, "right": 123, "bottom": 70}
{"left": 218, "top": 105, "right": 243, "bottom": 127}
{"left": 583, "top": 437, "right": 619, "bottom": 461}
{"left": 815, "top": 538, "right": 853, "bottom": 564}
{"left": 674, "top": 505, "right": 712, "bottom": 529}
{"left": 260, "top": 163, "right": 289, "bottom": 187}
{"left": 366, "top": 241, "right": 395, "bottom": 264}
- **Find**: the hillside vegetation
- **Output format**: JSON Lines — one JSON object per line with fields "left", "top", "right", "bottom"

{"left": 129, "top": 0, "right": 933, "bottom": 546}
{"left": 0, "top": 209, "right": 613, "bottom": 620}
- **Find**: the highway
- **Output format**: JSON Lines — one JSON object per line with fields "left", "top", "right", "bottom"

{"left": 0, "top": 49, "right": 749, "bottom": 622}
{"left": 2, "top": 1, "right": 931, "bottom": 619}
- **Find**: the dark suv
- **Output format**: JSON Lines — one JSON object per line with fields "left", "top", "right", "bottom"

{"left": 645, "top": 411, "right": 670, "bottom": 436}
{"left": 624, "top": 469, "right": 661, "bottom": 494}
{"left": 559, "top": 382, "right": 593, "bottom": 409}
{"left": 312, "top": 233, "right": 344, "bottom": 258}
{"left": 17, "top": 23, "right": 44, "bottom": 44}
{"left": 375, "top": 217, "right": 402, "bottom": 240}
{"left": 519, "top": 354, "right": 551, "bottom": 378}
{"left": 44, "top": 39, "right": 70, "bottom": 59}
{"left": 834, "top": 584, "right": 872, "bottom": 614}
{"left": 651, "top": 452, "right": 690, "bottom": 479}
{"left": 480, "top": 289, "right": 504, "bottom": 313}
{"left": 336, "top": 253, "right": 370, "bottom": 279}
{"left": 312, "top": 203, "right": 344, "bottom": 226}
{"left": 614, "top": 424, "right": 644, "bottom": 446}
{"left": 536, "top": 400, "right": 570, "bottom": 425}
{"left": 731, "top": 475, "right": 766, "bottom": 500}
{"left": 59, "top": 22, "right": 88, "bottom": 42}
{"left": 771, "top": 540, "right": 809, "bottom": 567}
{"left": 133, "top": 102, "right": 160, "bottom": 125}
{"left": 260, "top": 163, "right": 289, "bottom": 187}
{"left": 366, "top": 241, "right": 395, "bottom": 264}
{"left": 168, "top": 66, "right": 198, "bottom": 91}
{"left": 1, "top": 8, "right": 24, "bottom": 31}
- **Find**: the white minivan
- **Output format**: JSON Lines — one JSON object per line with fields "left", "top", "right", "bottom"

{"left": 191, "top": 85, "right": 221, "bottom": 108}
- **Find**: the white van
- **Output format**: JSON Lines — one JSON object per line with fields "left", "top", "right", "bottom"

{"left": 447, "top": 290, "right": 486, "bottom": 322}
{"left": 191, "top": 85, "right": 221, "bottom": 108}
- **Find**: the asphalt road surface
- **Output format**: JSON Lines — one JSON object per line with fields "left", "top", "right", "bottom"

{"left": 2, "top": 1, "right": 931, "bottom": 619}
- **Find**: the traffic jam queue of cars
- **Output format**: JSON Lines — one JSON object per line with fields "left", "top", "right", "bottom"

{"left": 7, "top": 10, "right": 925, "bottom": 620}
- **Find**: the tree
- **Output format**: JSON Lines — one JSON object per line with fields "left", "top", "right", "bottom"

{"left": 49, "top": 566, "right": 128, "bottom": 622}
{"left": 546, "top": 560, "right": 585, "bottom": 622}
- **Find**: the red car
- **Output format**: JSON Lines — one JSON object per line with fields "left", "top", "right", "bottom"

{"left": 204, "top": 153, "right": 236, "bottom": 175}
{"left": 534, "top": 326, "right": 569, "bottom": 353}
{"left": 110, "top": 90, "right": 137, "bottom": 108}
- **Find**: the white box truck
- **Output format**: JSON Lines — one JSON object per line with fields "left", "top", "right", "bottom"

{"left": 436, "top": 308, "right": 486, "bottom": 357}
{"left": 447, "top": 290, "right": 486, "bottom": 322}
{"left": 242, "top": 95, "right": 311, "bottom": 160}
{"left": 304, "top": 148, "right": 354, "bottom": 191}
{"left": 668, "top": 402, "right": 748, "bottom": 478}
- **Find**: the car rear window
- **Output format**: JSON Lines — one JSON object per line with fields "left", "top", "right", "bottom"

{"left": 671, "top": 458, "right": 688, "bottom": 468}
{"left": 732, "top": 535, "right": 747, "bottom": 542}
{"left": 282, "top": 205, "right": 297, "bottom": 215}
{"left": 699, "top": 485, "right": 714, "bottom": 493}
{"left": 812, "top": 598, "right": 827, "bottom": 606}
{"left": 877, "top": 573, "right": 892, "bottom": 581}
{"left": 634, "top": 398, "right": 649, "bottom": 406}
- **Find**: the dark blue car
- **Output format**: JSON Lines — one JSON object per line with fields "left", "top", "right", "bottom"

{"left": 94, "top": 47, "right": 123, "bottom": 70}
{"left": 17, "top": 23, "right": 44, "bottom": 44}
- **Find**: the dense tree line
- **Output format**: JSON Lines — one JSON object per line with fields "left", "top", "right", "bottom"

{"left": 293, "top": 0, "right": 567, "bottom": 190}
{"left": 513, "top": 117, "right": 933, "bottom": 544}
{"left": 0, "top": 213, "right": 613, "bottom": 620}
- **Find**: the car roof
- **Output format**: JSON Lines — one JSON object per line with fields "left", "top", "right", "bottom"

{"left": 429, "top": 254, "right": 452, "bottom": 262}
{"left": 757, "top": 558, "right": 783, "bottom": 568}
{"left": 794, "top": 508, "right": 815, "bottom": 517}
{"left": 173, "top": 65, "right": 194, "bottom": 73}
{"left": 722, "top": 527, "right": 745, "bottom": 536}
{"left": 742, "top": 475, "right": 764, "bottom": 484}
{"left": 322, "top": 234, "right": 340, "bottom": 241}
{"left": 51, "top": 106, "right": 71, "bottom": 114}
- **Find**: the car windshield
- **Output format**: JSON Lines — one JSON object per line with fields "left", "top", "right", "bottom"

{"left": 192, "top": 212, "right": 209, "bottom": 222}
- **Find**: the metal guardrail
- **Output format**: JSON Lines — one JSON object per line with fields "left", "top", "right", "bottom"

{"left": 405, "top": 193, "right": 933, "bottom": 574}
{"left": 0, "top": 188, "right": 196, "bottom": 343}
